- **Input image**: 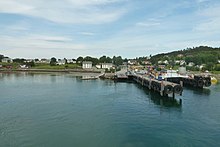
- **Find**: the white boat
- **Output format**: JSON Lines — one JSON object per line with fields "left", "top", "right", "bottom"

{"left": 81, "top": 76, "right": 98, "bottom": 80}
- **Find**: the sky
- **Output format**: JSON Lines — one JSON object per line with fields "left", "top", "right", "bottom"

{"left": 1, "top": 0, "right": 220, "bottom": 59}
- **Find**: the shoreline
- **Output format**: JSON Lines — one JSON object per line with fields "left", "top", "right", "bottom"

{"left": 0, "top": 68, "right": 102, "bottom": 73}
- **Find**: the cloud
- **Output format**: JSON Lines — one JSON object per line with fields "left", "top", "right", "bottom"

{"left": 4, "top": 21, "right": 30, "bottom": 31}
{"left": 30, "top": 35, "right": 73, "bottom": 42}
{"left": 196, "top": 0, "right": 209, "bottom": 3}
{"left": 136, "top": 22, "right": 161, "bottom": 27}
{"left": 0, "top": 0, "right": 127, "bottom": 24}
{"left": 194, "top": 4, "right": 220, "bottom": 34}
{"left": 0, "top": 34, "right": 87, "bottom": 58}
{"left": 0, "top": 1, "right": 33, "bottom": 13}
{"left": 79, "top": 32, "right": 95, "bottom": 36}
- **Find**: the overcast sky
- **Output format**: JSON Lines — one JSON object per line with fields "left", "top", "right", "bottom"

{"left": 1, "top": 0, "right": 220, "bottom": 59}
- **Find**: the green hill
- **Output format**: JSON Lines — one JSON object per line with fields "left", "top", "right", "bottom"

{"left": 150, "top": 46, "right": 220, "bottom": 66}
{"left": 148, "top": 46, "right": 220, "bottom": 71}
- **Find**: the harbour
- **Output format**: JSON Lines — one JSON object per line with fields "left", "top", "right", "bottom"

{"left": 0, "top": 72, "right": 220, "bottom": 147}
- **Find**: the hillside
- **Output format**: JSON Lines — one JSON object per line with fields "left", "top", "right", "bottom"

{"left": 150, "top": 46, "right": 220, "bottom": 65}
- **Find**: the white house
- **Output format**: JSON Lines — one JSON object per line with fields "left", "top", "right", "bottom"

{"left": 39, "top": 59, "right": 51, "bottom": 64}
{"left": 175, "top": 60, "right": 180, "bottom": 64}
{"left": 128, "top": 60, "right": 138, "bottom": 65}
{"left": 82, "top": 61, "right": 92, "bottom": 69}
{"left": 141, "top": 60, "right": 151, "bottom": 65}
{"left": 96, "top": 64, "right": 101, "bottom": 69}
{"left": 158, "top": 60, "right": 163, "bottom": 64}
{"left": 20, "top": 65, "right": 28, "bottom": 69}
{"left": 188, "top": 62, "right": 195, "bottom": 67}
{"left": 101, "top": 63, "right": 113, "bottom": 70}
{"left": 2, "top": 57, "right": 13, "bottom": 63}
{"left": 163, "top": 60, "right": 169, "bottom": 65}
{"left": 66, "top": 59, "right": 76, "bottom": 64}
{"left": 25, "top": 59, "right": 34, "bottom": 63}
{"left": 199, "top": 64, "right": 206, "bottom": 70}
{"left": 57, "top": 59, "right": 66, "bottom": 65}
{"left": 180, "top": 60, "right": 186, "bottom": 66}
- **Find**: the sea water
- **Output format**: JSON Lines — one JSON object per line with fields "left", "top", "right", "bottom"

{"left": 0, "top": 73, "right": 220, "bottom": 147}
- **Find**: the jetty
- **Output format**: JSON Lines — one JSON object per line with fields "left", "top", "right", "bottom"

{"left": 165, "top": 75, "right": 211, "bottom": 89}
{"left": 132, "top": 74, "right": 183, "bottom": 98}
{"left": 114, "top": 71, "right": 183, "bottom": 99}
{"left": 114, "top": 70, "right": 212, "bottom": 102}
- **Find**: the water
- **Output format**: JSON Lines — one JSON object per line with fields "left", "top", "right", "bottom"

{"left": 0, "top": 72, "right": 220, "bottom": 147}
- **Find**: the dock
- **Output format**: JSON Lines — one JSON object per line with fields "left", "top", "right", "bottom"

{"left": 114, "top": 72, "right": 183, "bottom": 99}
{"left": 113, "top": 70, "right": 212, "bottom": 102}
{"left": 132, "top": 74, "right": 183, "bottom": 98}
{"left": 165, "top": 75, "right": 211, "bottom": 88}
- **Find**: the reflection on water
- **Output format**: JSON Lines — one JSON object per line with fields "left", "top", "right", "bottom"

{"left": 184, "top": 86, "right": 211, "bottom": 96}
{"left": 134, "top": 84, "right": 182, "bottom": 108}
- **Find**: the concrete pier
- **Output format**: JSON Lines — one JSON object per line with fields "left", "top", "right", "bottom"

{"left": 132, "top": 74, "right": 183, "bottom": 98}
{"left": 165, "top": 75, "right": 211, "bottom": 89}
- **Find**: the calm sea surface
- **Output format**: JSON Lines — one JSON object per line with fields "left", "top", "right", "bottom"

{"left": 0, "top": 73, "right": 220, "bottom": 147}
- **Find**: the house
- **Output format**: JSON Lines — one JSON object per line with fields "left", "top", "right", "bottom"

{"left": 175, "top": 60, "right": 180, "bottom": 64}
{"left": 20, "top": 65, "right": 28, "bottom": 69}
{"left": 199, "top": 64, "right": 206, "bottom": 70}
{"left": 66, "top": 59, "right": 76, "bottom": 64}
{"left": 2, "top": 57, "right": 13, "bottom": 63}
{"left": 180, "top": 60, "right": 186, "bottom": 66}
{"left": 177, "top": 54, "right": 184, "bottom": 58}
{"left": 128, "top": 60, "right": 138, "bottom": 65}
{"left": 57, "top": 59, "right": 66, "bottom": 65}
{"left": 142, "top": 60, "right": 151, "bottom": 65}
{"left": 25, "top": 59, "right": 34, "bottom": 63}
{"left": 39, "top": 59, "right": 51, "bottom": 64}
{"left": 82, "top": 61, "right": 92, "bottom": 69}
{"left": 101, "top": 63, "right": 114, "bottom": 70}
{"left": 158, "top": 60, "right": 163, "bottom": 64}
{"left": 158, "top": 65, "right": 166, "bottom": 69}
{"left": 188, "top": 62, "right": 195, "bottom": 67}
{"left": 96, "top": 64, "right": 101, "bottom": 69}
{"left": 163, "top": 60, "right": 169, "bottom": 65}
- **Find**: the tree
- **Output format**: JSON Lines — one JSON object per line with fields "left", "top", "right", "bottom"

{"left": 13, "top": 58, "right": 26, "bottom": 63}
{"left": 204, "top": 62, "right": 214, "bottom": 71}
{"left": 113, "top": 56, "right": 123, "bottom": 66}
{"left": 26, "top": 61, "right": 35, "bottom": 67}
{"left": 34, "top": 59, "right": 39, "bottom": 62}
{"left": 76, "top": 56, "right": 83, "bottom": 63}
{"left": 83, "top": 56, "right": 93, "bottom": 61}
{"left": 99, "top": 56, "right": 107, "bottom": 63}
{"left": 99, "top": 55, "right": 112, "bottom": 63}
{"left": 50, "top": 57, "right": 57, "bottom": 66}
{"left": 0, "top": 54, "right": 4, "bottom": 62}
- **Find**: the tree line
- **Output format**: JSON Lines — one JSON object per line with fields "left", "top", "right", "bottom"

{"left": 50, "top": 55, "right": 125, "bottom": 66}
